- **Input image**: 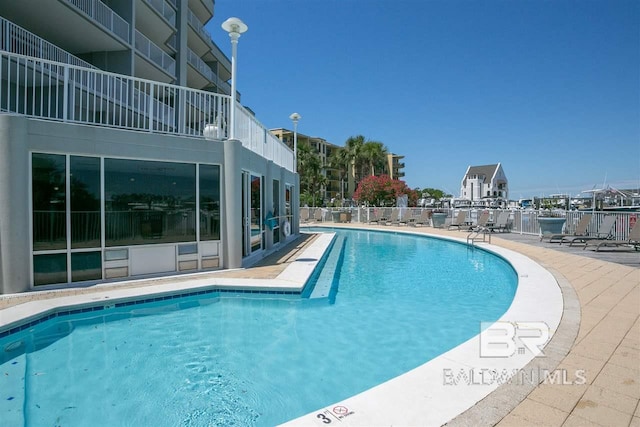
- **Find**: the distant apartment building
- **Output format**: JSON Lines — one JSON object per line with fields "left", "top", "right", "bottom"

{"left": 271, "top": 129, "right": 407, "bottom": 204}
{"left": 460, "top": 163, "right": 508, "bottom": 207}
{"left": 0, "top": 1, "right": 298, "bottom": 294}
{"left": 271, "top": 128, "right": 344, "bottom": 202}
{"left": 387, "top": 153, "right": 405, "bottom": 180}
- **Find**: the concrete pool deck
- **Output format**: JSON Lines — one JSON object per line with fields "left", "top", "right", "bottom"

{"left": 0, "top": 224, "right": 638, "bottom": 426}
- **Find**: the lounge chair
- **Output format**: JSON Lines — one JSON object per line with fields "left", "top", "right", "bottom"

{"left": 368, "top": 208, "right": 384, "bottom": 224}
{"left": 448, "top": 210, "right": 470, "bottom": 230}
{"left": 584, "top": 219, "right": 640, "bottom": 252}
{"left": 488, "top": 211, "right": 511, "bottom": 233}
{"left": 561, "top": 215, "right": 616, "bottom": 246}
{"left": 409, "top": 209, "right": 432, "bottom": 227}
{"left": 471, "top": 211, "right": 491, "bottom": 231}
{"left": 544, "top": 214, "right": 592, "bottom": 242}
{"left": 374, "top": 208, "right": 391, "bottom": 224}
{"left": 299, "top": 207, "right": 310, "bottom": 224}
{"left": 382, "top": 209, "right": 400, "bottom": 226}
{"left": 313, "top": 209, "right": 324, "bottom": 222}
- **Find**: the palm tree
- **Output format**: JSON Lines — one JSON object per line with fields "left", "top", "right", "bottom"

{"left": 361, "top": 141, "right": 388, "bottom": 176}
{"left": 297, "top": 141, "right": 326, "bottom": 206}
{"left": 328, "top": 147, "right": 351, "bottom": 201}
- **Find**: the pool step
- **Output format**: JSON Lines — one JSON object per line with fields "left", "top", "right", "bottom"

{"left": 309, "top": 234, "right": 345, "bottom": 299}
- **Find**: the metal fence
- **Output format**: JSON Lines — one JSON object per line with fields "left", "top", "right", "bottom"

{"left": 0, "top": 50, "right": 295, "bottom": 171}
{"left": 299, "top": 207, "right": 638, "bottom": 241}
{"left": 0, "top": 17, "right": 96, "bottom": 69}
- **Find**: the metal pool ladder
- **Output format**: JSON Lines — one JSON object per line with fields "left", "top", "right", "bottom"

{"left": 467, "top": 227, "right": 491, "bottom": 245}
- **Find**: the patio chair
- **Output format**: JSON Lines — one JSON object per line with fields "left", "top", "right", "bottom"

{"left": 313, "top": 209, "right": 324, "bottom": 222}
{"left": 583, "top": 219, "right": 640, "bottom": 252}
{"left": 382, "top": 209, "right": 400, "bottom": 226}
{"left": 448, "top": 210, "right": 470, "bottom": 230}
{"left": 488, "top": 211, "right": 511, "bottom": 233}
{"left": 408, "top": 209, "right": 432, "bottom": 227}
{"left": 471, "top": 211, "right": 491, "bottom": 231}
{"left": 368, "top": 209, "right": 381, "bottom": 224}
{"left": 544, "top": 214, "right": 591, "bottom": 243}
{"left": 299, "top": 207, "right": 310, "bottom": 224}
{"left": 561, "top": 215, "right": 616, "bottom": 246}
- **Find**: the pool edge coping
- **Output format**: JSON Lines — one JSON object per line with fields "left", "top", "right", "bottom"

{"left": 283, "top": 225, "right": 568, "bottom": 427}
{"left": 0, "top": 232, "right": 336, "bottom": 332}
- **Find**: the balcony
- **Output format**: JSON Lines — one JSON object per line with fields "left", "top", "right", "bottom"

{"left": 188, "top": 0, "right": 214, "bottom": 24}
{"left": 142, "top": 0, "right": 176, "bottom": 26}
{"left": 187, "top": 48, "right": 216, "bottom": 89}
{"left": 0, "top": 17, "right": 96, "bottom": 69}
{"left": 63, "top": 0, "right": 130, "bottom": 43}
{"left": 186, "top": 8, "right": 215, "bottom": 57}
{"left": 135, "top": 30, "right": 176, "bottom": 81}
{"left": 0, "top": 50, "right": 294, "bottom": 171}
{"left": 135, "top": 0, "right": 176, "bottom": 51}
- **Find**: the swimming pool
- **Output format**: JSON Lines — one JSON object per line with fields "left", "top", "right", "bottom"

{"left": 1, "top": 228, "right": 518, "bottom": 426}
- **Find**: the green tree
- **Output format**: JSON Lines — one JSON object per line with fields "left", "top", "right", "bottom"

{"left": 343, "top": 135, "right": 388, "bottom": 190}
{"left": 297, "top": 141, "right": 326, "bottom": 206}
{"left": 361, "top": 140, "right": 388, "bottom": 176}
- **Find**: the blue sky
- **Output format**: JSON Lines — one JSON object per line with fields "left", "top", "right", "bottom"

{"left": 208, "top": 0, "right": 639, "bottom": 199}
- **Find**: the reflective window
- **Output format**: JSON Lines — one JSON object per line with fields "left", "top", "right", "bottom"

{"left": 285, "top": 184, "right": 293, "bottom": 225}
{"left": 33, "top": 253, "right": 67, "bottom": 286}
{"left": 199, "top": 164, "right": 221, "bottom": 241}
{"left": 105, "top": 159, "right": 196, "bottom": 246}
{"left": 32, "top": 153, "right": 66, "bottom": 250}
{"left": 251, "top": 175, "right": 262, "bottom": 252}
{"left": 71, "top": 156, "right": 101, "bottom": 248}
{"left": 273, "top": 179, "right": 280, "bottom": 244}
{"left": 71, "top": 252, "right": 102, "bottom": 282}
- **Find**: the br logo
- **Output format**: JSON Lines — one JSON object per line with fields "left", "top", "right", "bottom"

{"left": 479, "top": 321, "right": 550, "bottom": 358}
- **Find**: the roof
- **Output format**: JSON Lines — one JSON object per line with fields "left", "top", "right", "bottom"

{"left": 466, "top": 164, "right": 499, "bottom": 179}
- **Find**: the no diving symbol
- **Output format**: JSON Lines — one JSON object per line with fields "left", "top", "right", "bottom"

{"left": 332, "top": 406, "right": 348, "bottom": 416}
{"left": 316, "top": 405, "right": 354, "bottom": 424}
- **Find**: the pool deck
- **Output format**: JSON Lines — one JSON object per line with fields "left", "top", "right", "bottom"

{"left": 1, "top": 224, "right": 638, "bottom": 426}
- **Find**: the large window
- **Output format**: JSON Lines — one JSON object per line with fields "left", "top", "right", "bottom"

{"left": 105, "top": 159, "right": 196, "bottom": 246}
{"left": 71, "top": 156, "right": 101, "bottom": 249}
{"left": 199, "top": 164, "right": 221, "bottom": 241}
{"left": 32, "top": 154, "right": 220, "bottom": 286}
{"left": 32, "top": 153, "right": 66, "bottom": 251}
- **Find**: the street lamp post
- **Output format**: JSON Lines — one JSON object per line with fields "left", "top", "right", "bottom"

{"left": 222, "top": 17, "right": 248, "bottom": 140}
{"left": 289, "top": 112, "right": 301, "bottom": 173}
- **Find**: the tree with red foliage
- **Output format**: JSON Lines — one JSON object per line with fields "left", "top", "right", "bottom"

{"left": 353, "top": 175, "right": 418, "bottom": 206}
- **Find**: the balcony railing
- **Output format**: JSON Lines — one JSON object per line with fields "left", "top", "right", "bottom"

{"left": 187, "top": 48, "right": 215, "bottom": 82}
{"left": 187, "top": 8, "right": 214, "bottom": 49}
{"left": 235, "top": 103, "right": 295, "bottom": 172}
{"left": 63, "top": 0, "right": 130, "bottom": 43}
{"left": 142, "top": 0, "right": 176, "bottom": 26}
{"left": 135, "top": 30, "right": 176, "bottom": 77}
{"left": 0, "top": 17, "right": 96, "bottom": 69}
{"left": 0, "top": 51, "right": 294, "bottom": 171}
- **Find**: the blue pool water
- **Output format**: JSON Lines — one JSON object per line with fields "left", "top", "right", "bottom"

{"left": 0, "top": 228, "right": 517, "bottom": 426}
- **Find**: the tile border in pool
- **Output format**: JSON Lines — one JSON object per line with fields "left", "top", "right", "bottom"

{"left": 0, "top": 232, "right": 336, "bottom": 334}
{"left": 284, "top": 225, "right": 565, "bottom": 427}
